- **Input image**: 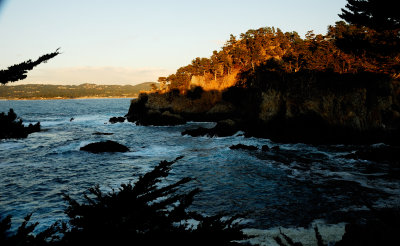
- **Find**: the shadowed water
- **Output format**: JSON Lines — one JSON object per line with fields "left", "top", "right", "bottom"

{"left": 0, "top": 99, "right": 399, "bottom": 236}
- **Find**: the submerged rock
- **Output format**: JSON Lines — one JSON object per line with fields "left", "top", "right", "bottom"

{"left": 109, "top": 116, "right": 126, "bottom": 124}
{"left": 80, "top": 140, "right": 129, "bottom": 153}
{"left": 92, "top": 132, "right": 114, "bottom": 135}
{"left": 261, "top": 145, "right": 270, "bottom": 151}
{"left": 229, "top": 144, "right": 258, "bottom": 151}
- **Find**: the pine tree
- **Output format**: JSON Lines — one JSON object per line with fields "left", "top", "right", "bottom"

{"left": 339, "top": 0, "right": 400, "bottom": 31}
{"left": 0, "top": 49, "right": 60, "bottom": 85}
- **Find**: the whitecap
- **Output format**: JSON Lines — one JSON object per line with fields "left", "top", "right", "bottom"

{"left": 241, "top": 219, "right": 346, "bottom": 246}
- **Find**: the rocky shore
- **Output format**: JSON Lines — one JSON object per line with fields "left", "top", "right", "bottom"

{"left": 127, "top": 71, "right": 400, "bottom": 145}
{"left": 0, "top": 109, "right": 40, "bottom": 139}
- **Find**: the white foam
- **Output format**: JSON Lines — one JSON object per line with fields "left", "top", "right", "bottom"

{"left": 40, "top": 120, "right": 68, "bottom": 127}
{"left": 123, "top": 145, "right": 186, "bottom": 157}
{"left": 0, "top": 141, "right": 24, "bottom": 150}
{"left": 241, "top": 220, "right": 346, "bottom": 246}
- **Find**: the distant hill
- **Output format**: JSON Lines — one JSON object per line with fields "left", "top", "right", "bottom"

{"left": 0, "top": 82, "right": 158, "bottom": 99}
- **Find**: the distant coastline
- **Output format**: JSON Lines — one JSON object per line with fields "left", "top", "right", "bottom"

{"left": 0, "top": 82, "right": 157, "bottom": 100}
{"left": 1, "top": 96, "right": 137, "bottom": 101}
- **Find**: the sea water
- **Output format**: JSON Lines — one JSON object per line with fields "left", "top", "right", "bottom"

{"left": 1, "top": 99, "right": 399, "bottom": 244}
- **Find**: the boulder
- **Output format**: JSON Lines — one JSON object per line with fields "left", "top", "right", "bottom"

{"left": 80, "top": 140, "right": 129, "bottom": 153}
{"left": 261, "top": 145, "right": 270, "bottom": 151}
{"left": 109, "top": 116, "right": 126, "bottom": 124}
{"left": 213, "top": 119, "right": 238, "bottom": 137}
{"left": 229, "top": 144, "right": 258, "bottom": 151}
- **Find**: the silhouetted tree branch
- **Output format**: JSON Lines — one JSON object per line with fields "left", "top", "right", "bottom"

{"left": 339, "top": 0, "right": 400, "bottom": 31}
{"left": 0, "top": 49, "right": 60, "bottom": 85}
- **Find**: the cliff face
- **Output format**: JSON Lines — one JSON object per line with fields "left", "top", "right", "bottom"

{"left": 243, "top": 71, "right": 400, "bottom": 143}
{"left": 259, "top": 86, "right": 397, "bottom": 131}
{"left": 127, "top": 71, "right": 400, "bottom": 144}
{"left": 126, "top": 89, "right": 229, "bottom": 125}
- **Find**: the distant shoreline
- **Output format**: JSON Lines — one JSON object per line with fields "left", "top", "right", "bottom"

{"left": 0, "top": 82, "right": 156, "bottom": 101}
{"left": 0, "top": 96, "right": 137, "bottom": 101}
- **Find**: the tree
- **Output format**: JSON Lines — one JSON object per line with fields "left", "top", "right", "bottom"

{"left": 61, "top": 157, "right": 248, "bottom": 245}
{"left": 0, "top": 49, "right": 60, "bottom": 85}
{"left": 339, "top": 0, "right": 400, "bottom": 31}
{"left": 158, "top": 77, "right": 167, "bottom": 91}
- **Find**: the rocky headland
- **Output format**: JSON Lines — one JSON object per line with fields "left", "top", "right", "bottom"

{"left": 127, "top": 70, "right": 400, "bottom": 145}
{"left": 0, "top": 109, "right": 40, "bottom": 139}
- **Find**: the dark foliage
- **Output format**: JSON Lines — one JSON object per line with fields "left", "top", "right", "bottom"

{"left": 60, "top": 156, "right": 249, "bottom": 245}
{"left": 186, "top": 86, "right": 204, "bottom": 100}
{"left": 339, "top": 0, "right": 400, "bottom": 31}
{"left": 0, "top": 109, "right": 40, "bottom": 139}
{"left": 0, "top": 49, "right": 60, "bottom": 85}
{"left": 0, "top": 214, "right": 62, "bottom": 246}
{"left": 336, "top": 208, "right": 400, "bottom": 246}
{"left": 1, "top": 157, "right": 249, "bottom": 245}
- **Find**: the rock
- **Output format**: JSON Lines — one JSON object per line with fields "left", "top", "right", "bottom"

{"left": 160, "top": 111, "right": 186, "bottom": 125}
{"left": 142, "top": 110, "right": 186, "bottom": 126}
{"left": 206, "top": 102, "right": 235, "bottom": 120}
{"left": 127, "top": 94, "right": 187, "bottom": 126}
{"left": 181, "top": 119, "right": 239, "bottom": 137}
{"left": 261, "top": 145, "right": 270, "bottom": 151}
{"left": 92, "top": 132, "right": 113, "bottom": 135}
{"left": 0, "top": 109, "right": 40, "bottom": 139}
{"left": 109, "top": 116, "right": 126, "bottom": 124}
{"left": 80, "top": 140, "right": 129, "bottom": 153}
{"left": 229, "top": 144, "right": 258, "bottom": 150}
{"left": 213, "top": 119, "right": 239, "bottom": 137}
{"left": 343, "top": 146, "right": 400, "bottom": 164}
{"left": 271, "top": 146, "right": 280, "bottom": 151}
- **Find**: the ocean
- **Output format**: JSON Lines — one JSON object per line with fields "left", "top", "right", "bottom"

{"left": 1, "top": 98, "right": 399, "bottom": 245}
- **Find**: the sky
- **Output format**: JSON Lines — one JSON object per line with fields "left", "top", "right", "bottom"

{"left": 0, "top": 0, "right": 347, "bottom": 85}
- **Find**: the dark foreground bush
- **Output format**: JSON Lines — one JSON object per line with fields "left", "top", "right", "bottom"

{"left": 1, "top": 157, "right": 249, "bottom": 246}
{"left": 0, "top": 109, "right": 40, "bottom": 139}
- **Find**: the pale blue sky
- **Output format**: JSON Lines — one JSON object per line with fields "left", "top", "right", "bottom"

{"left": 0, "top": 0, "right": 347, "bottom": 85}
